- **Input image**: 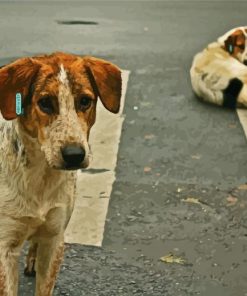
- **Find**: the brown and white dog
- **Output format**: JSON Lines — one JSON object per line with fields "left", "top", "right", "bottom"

{"left": 190, "top": 26, "right": 247, "bottom": 108}
{"left": 0, "top": 52, "right": 122, "bottom": 296}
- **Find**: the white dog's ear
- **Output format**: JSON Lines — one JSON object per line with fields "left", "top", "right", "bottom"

{"left": 84, "top": 57, "right": 122, "bottom": 114}
{"left": 0, "top": 58, "right": 40, "bottom": 120}
{"left": 223, "top": 29, "right": 245, "bottom": 56}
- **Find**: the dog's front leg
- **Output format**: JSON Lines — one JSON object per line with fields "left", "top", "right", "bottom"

{"left": 35, "top": 235, "right": 64, "bottom": 296}
{"left": 0, "top": 247, "right": 19, "bottom": 296}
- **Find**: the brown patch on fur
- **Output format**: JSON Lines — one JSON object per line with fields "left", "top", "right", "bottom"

{"left": 19, "top": 63, "right": 61, "bottom": 140}
{"left": 0, "top": 58, "right": 40, "bottom": 120}
{"left": 84, "top": 56, "right": 122, "bottom": 113}
{"left": 18, "top": 53, "right": 97, "bottom": 143}
{"left": 64, "top": 58, "right": 98, "bottom": 137}
{"left": 224, "top": 29, "right": 246, "bottom": 58}
{"left": 1, "top": 52, "right": 121, "bottom": 170}
{"left": 1, "top": 52, "right": 121, "bottom": 141}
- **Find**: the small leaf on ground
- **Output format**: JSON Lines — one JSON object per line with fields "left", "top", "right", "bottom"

{"left": 144, "top": 134, "right": 155, "bottom": 140}
{"left": 191, "top": 154, "right": 201, "bottom": 160}
{"left": 140, "top": 101, "right": 151, "bottom": 107}
{"left": 238, "top": 184, "right": 247, "bottom": 190}
{"left": 160, "top": 253, "right": 186, "bottom": 265}
{"left": 144, "top": 166, "right": 152, "bottom": 173}
{"left": 226, "top": 195, "right": 238, "bottom": 206}
{"left": 182, "top": 197, "right": 201, "bottom": 204}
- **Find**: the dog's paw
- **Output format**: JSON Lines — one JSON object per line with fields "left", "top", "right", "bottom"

{"left": 24, "top": 265, "right": 36, "bottom": 277}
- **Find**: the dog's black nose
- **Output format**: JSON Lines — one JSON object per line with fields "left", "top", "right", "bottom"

{"left": 61, "top": 145, "right": 85, "bottom": 168}
{"left": 244, "top": 60, "right": 247, "bottom": 66}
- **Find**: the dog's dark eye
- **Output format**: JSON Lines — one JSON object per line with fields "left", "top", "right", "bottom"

{"left": 38, "top": 96, "right": 54, "bottom": 114}
{"left": 78, "top": 96, "right": 92, "bottom": 111}
{"left": 238, "top": 44, "right": 245, "bottom": 50}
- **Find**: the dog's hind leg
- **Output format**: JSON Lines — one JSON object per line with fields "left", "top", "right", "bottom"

{"left": 24, "top": 241, "right": 38, "bottom": 277}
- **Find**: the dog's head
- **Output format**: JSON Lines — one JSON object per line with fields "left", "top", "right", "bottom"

{"left": 218, "top": 26, "right": 247, "bottom": 64}
{"left": 0, "top": 52, "right": 122, "bottom": 170}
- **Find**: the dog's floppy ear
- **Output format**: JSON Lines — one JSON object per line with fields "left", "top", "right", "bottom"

{"left": 84, "top": 57, "right": 122, "bottom": 114}
{"left": 224, "top": 29, "right": 245, "bottom": 55}
{"left": 0, "top": 57, "right": 40, "bottom": 120}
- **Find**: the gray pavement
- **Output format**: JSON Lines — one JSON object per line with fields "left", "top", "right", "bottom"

{"left": 0, "top": 1, "right": 247, "bottom": 295}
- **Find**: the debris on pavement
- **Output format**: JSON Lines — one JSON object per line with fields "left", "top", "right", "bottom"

{"left": 160, "top": 253, "right": 186, "bottom": 265}
{"left": 226, "top": 195, "right": 238, "bottom": 206}
{"left": 238, "top": 184, "right": 247, "bottom": 190}
{"left": 191, "top": 154, "right": 201, "bottom": 160}
{"left": 144, "top": 166, "right": 152, "bottom": 173}
{"left": 144, "top": 134, "right": 155, "bottom": 140}
{"left": 181, "top": 197, "right": 202, "bottom": 205}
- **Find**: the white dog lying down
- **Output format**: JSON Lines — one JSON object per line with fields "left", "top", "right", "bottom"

{"left": 190, "top": 26, "right": 247, "bottom": 108}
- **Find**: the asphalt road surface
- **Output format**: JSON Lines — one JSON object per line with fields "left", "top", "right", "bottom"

{"left": 0, "top": 1, "right": 247, "bottom": 295}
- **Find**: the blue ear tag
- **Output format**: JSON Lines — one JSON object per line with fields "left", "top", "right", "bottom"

{"left": 229, "top": 44, "right": 234, "bottom": 54}
{"left": 16, "top": 93, "right": 24, "bottom": 115}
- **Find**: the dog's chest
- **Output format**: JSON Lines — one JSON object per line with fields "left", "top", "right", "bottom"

{"left": 0, "top": 167, "right": 76, "bottom": 240}
{"left": 0, "top": 119, "right": 77, "bottom": 237}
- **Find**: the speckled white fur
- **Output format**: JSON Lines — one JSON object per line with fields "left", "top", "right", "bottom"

{"left": 0, "top": 63, "right": 93, "bottom": 295}
{"left": 0, "top": 53, "right": 122, "bottom": 296}
{"left": 39, "top": 64, "right": 90, "bottom": 170}
{"left": 0, "top": 65, "right": 90, "bottom": 295}
{"left": 0, "top": 112, "right": 77, "bottom": 295}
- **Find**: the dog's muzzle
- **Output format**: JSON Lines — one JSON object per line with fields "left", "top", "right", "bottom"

{"left": 61, "top": 145, "right": 85, "bottom": 169}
